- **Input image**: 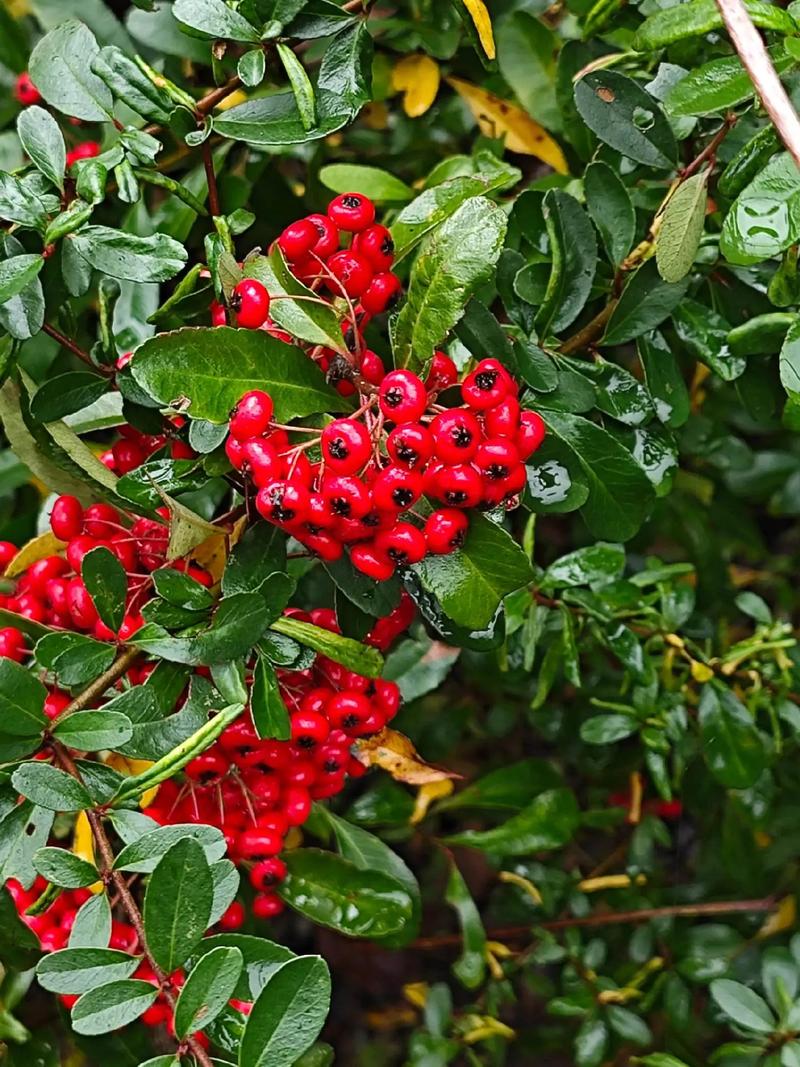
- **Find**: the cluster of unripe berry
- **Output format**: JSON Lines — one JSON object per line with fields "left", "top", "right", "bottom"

{"left": 225, "top": 358, "right": 544, "bottom": 578}
{"left": 143, "top": 601, "right": 407, "bottom": 923}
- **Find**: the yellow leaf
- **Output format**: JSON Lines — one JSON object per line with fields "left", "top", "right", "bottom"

{"left": 461, "top": 0, "right": 496, "bottom": 59}
{"left": 5, "top": 531, "right": 65, "bottom": 578}
{"left": 578, "top": 873, "right": 647, "bottom": 893}
{"left": 447, "top": 77, "right": 569, "bottom": 174}
{"left": 353, "top": 727, "right": 461, "bottom": 785}
{"left": 215, "top": 89, "right": 248, "bottom": 112}
{"left": 756, "top": 895, "right": 796, "bottom": 939}
{"left": 392, "top": 55, "right": 441, "bottom": 118}
{"left": 104, "top": 754, "right": 159, "bottom": 808}
{"left": 410, "top": 778, "right": 454, "bottom": 825}
{"left": 189, "top": 515, "right": 245, "bottom": 585}
{"left": 690, "top": 659, "right": 714, "bottom": 683}
{"left": 403, "top": 982, "right": 429, "bottom": 1009}
{"left": 499, "top": 870, "right": 543, "bottom": 905}
{"left": 73, "top": 813, "right": 103, "bottom": 894}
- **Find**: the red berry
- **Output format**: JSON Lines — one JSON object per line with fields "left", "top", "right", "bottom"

{"left": 434, "top": 464, "right": 483, "bottom": 508}
{"left": 290, "top": 709, "right": 330, "bottom": 749}
{"left": 327, "top": 193, "right": 375, "bottom": 232}
{"left": 283, "top": 785, "right": 312, "bottom": 826}
{"left": 375, "top": 523, "right": 426, "bottom": 565}
{"left": 360, "top": 349, "right": 385, "bottom": 385}
{"left": 218, "top": 900, "right": 245, "bottom": 930}
{"left": 430, "top": 408, "right": 481, "bottom": 463}
{"left": 350, "top": 543, "right": 396, "bottom": 581}
{"left": 252, "top": 892, "right": 285, "bottom": 919}
{"left": 305, "top": 213, "right": 340, "bottom": 258}
{"left": 352, "top": 225, "right": 394, "bottom": 272}
{"left": 379, "top": 370, "right": 428, "bottom": 423}
{"left": 66, "top": 141, "right": 101, "bottom": 167}
{"left": 517, "top": 410, "right": 546, "bottom": 459}
{"left": 461, "top": 359, "right": 511, "bottom": 410}
{"left": 424, "top": 508, "right": 469, "bottom": 554}
{"left": 44, "top": 690, "right": 71, "bottom": 721}
{"left": 50, "top": 496, "right": 83, "bottom": 541}
{"left": 485, "top": 395, "right": 521, "bottom": 437}
{"left": 67, "top": 578, "right": 99, "bottom": 629}
{"left": 28, "top": 556, "right": 69, "bottom": 597}
{"left": 278, "top": 218, "right": 319, "bottom": 261}
{"left": 426, "top": 351, "right": 458, "bottom": 391}
{"left": 238, "top": 828, "right": 283, "bottom": 860}
{"left": 321, "top": 475, "right": 371, "bottom": 520}
{"left": 256, "top": 481, "right": 310, "bottom": 525}
{"left": 0, "top": 627, "right": 25, "bottom": 662}
{"left": 225, "top": 435, "right": 246, "bottom": 470}
{"left": 250, "top": 858, "right": 287, "bottom": 892}
{"left": 66, "top": 536, "right": 98, "bottom": 573}
{"left": 231, "top": 279, "right": 270, "bottom": 330}
{"left": 210, "top": 300, "right": 227, "bottom": 326}
{"left": 230, "top": 390, "right": 274, "bottom": 440}
{"left": 325, "top": 250, "right": 373, "bottom": 298}
{"left": 321, "top": 419, "right": 372, "bottom": 474}
{"left": 475, "top": 438, "right": 520, "bottom": 482}
{"left": 14, "top": 72, "right": 40, "bottom": 107}
{"left": 360, "top": 272, "right": 402, "bottom": 315}
{"left": 372, "top": 466, "right": 423, "bottom": 513}
{"left": 387, "top": 423, "right": 433, "bottom": 469}
{"left": 0, "top": 542, "right": 17, "bottom": 569}
{"left": 242, "top": 438, "right": 281, "bottom": 488}
{"left": 112, "top": 439, "right": 144, "bottom": 475}
{"left": 83, "top": 503, "right": 120, "bottom": 539}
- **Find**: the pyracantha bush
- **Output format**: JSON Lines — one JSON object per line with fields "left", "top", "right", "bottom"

{"left": 4, "top": 0, "right": 800, "bottom": 1065}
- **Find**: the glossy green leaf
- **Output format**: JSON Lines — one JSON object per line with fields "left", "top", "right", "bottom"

{"left": 672, "top": 300, "right": 746, "bottom": 381}
{"left": 721, "top": 153, "right": 800, "bottom": 265}
{"left": 536, "top": 190, "right": 597, "bottom": 336}
{"left": 666, "top": 48, "right": 793, "bottom": 117}
{"left": 132, "top": 326, "right": 343, "bottom": 424}
{"left": 699, "top": 685, "right": 767, "bottom": 789}
{"left": 710, "top": 979, "right": 775, "bottom": 1033}
{"left": 637, "top": 330, "right": 690, "bottom": 428}
{"left": 574, "top": 70, "right": 677, "bottom": 169}
{"left": 30, "top": 373, "right": 109, "bottom": 424}
{"left": 11, "top": 762, "right": 92, "bottom": 812}
{"left": 584, "top": 161, "right": 635, "bottom": 267}
{"left": 279, "top": 849, "right": 414, "bottom": 939}
{"left": 143, "top": 836, "right": 214, "bottom": 972}
{"left": 81, "top": 546, "right": 127, "bottom": 633}
{"left": 251, "top": 653, "right": 291, "bottom": 740}
{"left": 440, "top": 758, "right": 563, "bottom": 812}
{"left": 413, "top": 513, "right": 533, "bottom": 630}
{"left": 444, "top": 787, "right": 579, "bottom": 854}
{"left": 174, "top": 946, "right": 244, "bottom": 1039}
{"left": 270, "top": 616, "right": 383, "bottom": 677}
{"left": 239, "top": 956, "right": 331, "bottom": 1067}
{"left": 634, "top": 0, "right": 797, "bottom": 50}
{"left": 604, "top": 260, "right": 689, "bottom": 346}
{"left": 71, "top": 979, "right": 158, "bottom": 1035}
{"left": 67, "top": 226, "right": 187, "bottom": 283}
{"left": 393, "top": 196, "right": 507, "bottom": 370}
{"left": 28, "top": 20, "right": 113, "bottom": 122}
{"left": 37, "top": 948, "right": 139, "bottom": 995}
{"left": 0, "top": 256, "right": 44, "bottom": 304}
{"left": 113, "top": 822, "right": 226, "bottom": 874}
{"left": 319, "top": 164, "right": 414, "bottom": 202}
{"left": 69, "top": 893, "right": 112, "bottom": 949}
{"left": 656, "top": 173, "right": 708, "bottom": 283}
{"left": 36, "top": 631, "right": 116, "bottom": 687}
{"left": 17, "top": 106, "right": 66, "bottom": 191}
{"left": 173, "top": 0, "right": 259, "bottom": 41}
{"left": 244, "top": 249, "right": 345, "bottom": 352}
{"left": 277, "top": 42, "right": 316, "bottom": 131}
{"left": 0, "top": 659, "right": 47, "bottom": 736}
{"left": 445, "top": 860, "right": 486, "bottom": 989}
{"left": 53, "top": 710, "right": 133, "bottom": 751}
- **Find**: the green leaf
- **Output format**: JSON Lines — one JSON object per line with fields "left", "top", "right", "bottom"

{"left": 239, "top": 956, "right": 331, "bottom": 1067}
{"left": 391, "top": 169, "right": 520, "bottom": 260}
{"left": 132, "top": 326, "right": 344, "bottom": 424}
{"left": 537, "top": 411, "right": 655, "bottom": 540}
{"left": 17, "top": 106, "right": 66, "bottom": 191}
{"left": 36, "top": 631, "right": 116, "bottom": 687}
{"left": 222, "top": 521, "right": 287, "bottom": 597}
{"left": 780, "top": 316, "right": 800, "bottom": 398}
{"left": 153, "top": 568, "right": 214, "bottom": 612}
{"left": 324, "top": 555, "right": 403, "bottom": 618}
{"left": 444, "top": 787, "right": 579, "bottom": 854}
{"left": 319, "top": 164, "right": 414, "bottom": 202}
{"left": 584, "top": 161, "right": 635, "bottom": 267}
{"left": 495, "top": 11, "right": 561, "bottom": 132}
{"left": 544, "top": 542, "right": 626, "bottom": 588}
{"left": 71, "top": 979, "right": 158, "bottom": 1035}
{"left": 0, "top": 256, "right": 45, "bottom": 304}
{"left": 536, "top": 190, "right": 597, "bottom": 336}
{"left": 672, "top": 300, "right": 746, "bottom": 381}
{"left": 173, "top": 0, "right": 260, "bottom": 41}
{"left": 277, "top": 42, "right": 316, "bottom": 131}
{"left": 30, "top": 373, "right": 109, "bottom": 424}
{"left": 37, "top": 947, "right": 138, "bottom": 994}
{"left": 143, "top": 837, "right": 214, "bottom": 972}
{"left": 69, "top": 893, "right": 112, "bottom": 949}
{"left": 439, "top": 758, "right": 563, "bottom": 812}
{"left": 251, "top": 654, "right": 291, "bottom": 741}
{"left": 11, "top": 762, "right": 92, "bottom": 812}
{"left": 445, "top": 860, "right": 486, "bottom": 989}
{"left": 81, "top": 546, "right": 127, "bottom": 633}
{"left": 244, "top": 249, "right": 345, "bottom": 352}
{"left": 67, "top": 226, "right": 188, "bottom": 283}
{"left": 0, "top": 659, "right": 47, "bottom": 736}
{"left": 637, "top": 330, "right": 690, "bottom": 428}
{"left": 634, "top": 0, "right": 797, "bottom": 50}
{"left": 393, "top": 196, "right": 507, "bottom": 370}
{"left": 0, "top": 886, "right": 41, "bottom": 970}
{"left": 656, "top": 173, "right": 708, "bottom": 283}
{"left": 53, "top": 710, "right": 133, "bottom": 751}
{"left": 665, "top": 48, "right": 793, "bottom": 117}
{"left": 699, "top": 685, "right": 767, "bottom": 789}
{"left": 279, "top": 849, "right": 414, "bottom": 939}
{"left": 604, "top": 260, "right": 689, "bottom": 345}
{"left": 270, "top": 616, "right": 383, "bottom": 677}
{"left": 33, "top": 847, "right": 99, "bottom": 889}
{"left": 0, "top": 802, "right": 54, "bottom": 889}
{"left": 90, "top": 46, "right": 173, "bottom": 123}
{"left": 238, "top": 48, "right": 266, "bottom": 87}
{"left": 574, "top": 70, "right": 677, "bottom": 169}
{"left": 113, "top": 822, "right": 226, "bottom": 874}
{"left": 580, "top": 714, "right": 637, "bottom": 744}
{"left": 710, "top": 979, "right": 776, "bottom": 1033}
{"left": 117, "top": 459, "right": 209, "bottom": 510}
{"left": 197, "top": 933, "right": 295, "bottom": 1001}
{"left": 0, "top": 174, "right": 51, "bottom": 229}
{"left": 721, "top": 153, "right": 800, "bottom": 265}
{"left": 134, "top": 592, "right": 271, "bottom": 665}
{"left": 28, "top": 20, "right": 113, "bottom": 122}
{"left": 174, "top": 946, "right": 244, "bottom": 1039}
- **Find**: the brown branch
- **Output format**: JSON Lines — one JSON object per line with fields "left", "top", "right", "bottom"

{"left": 681, "top": 112, "right": 737, "bottom": 180}
{"left": 202, "top": 141, "right": 221, "bottom": 217}
{"left": 42, "top": 324, "right": 112, "bottom": 376}
{"left": 410, "top": 896, "right": 776, "bottom": 950}
{"left": 57, "top": 646, "right": 141, "bottom": 720}
{"left": 559, "top": 300, "right": 617, "bottom": 356}
{"left": 51, "top": 738, "right": 214, "bottom": 1067}
{"left": 714, "top": 0, "right": 800, "bottom": 170}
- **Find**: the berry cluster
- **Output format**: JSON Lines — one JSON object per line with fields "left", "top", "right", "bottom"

{"left": 225, "top": 358, "right": 544, "bottom": 579}
{"left": 14, "top": 71, "right": 41, "bottom": 107}
{"left": 143, "top": 602, "right": 406, "bottom": 922}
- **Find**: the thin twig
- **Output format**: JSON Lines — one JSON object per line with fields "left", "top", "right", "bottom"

{"left": 202, "top": 141, "right": 220, "bottom": 217}
{"left": 559, "top": 301, "right": 617, "bottom": 356}
{"left": 714, "top": 0, "right": 800, "bottom": 170}
{"left": 681, "top": 112, "right": 737, "bottom": 179}
{"left": 410, "top": 896, "right": 777, "bottom": 950}
{"left": 42, "top": 324, "right": 112, "bottom": 376}
{"left": 57, "top": 646, "right": 141, "bottom": 719}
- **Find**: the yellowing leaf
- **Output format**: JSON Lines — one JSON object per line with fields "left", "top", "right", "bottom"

{"left": 392, "top": 54, "right": 441, "bottom": 118}
{"left": 461, "top": 0, "right": 496, "bottom": 59}
{"left": 756, "top": 895, "right": 796, "bottom": 939}
{"left": 354, "top": 727, "right": 461, "bottom": 785}
{"left": 104, "top": 753, "right": 158, "bottom": 807}
{"left": 73, "top": 813, "right": 103, "bottom": 894}
{"left": 5, "top": 531, "right": 65, "bottom": 577}
{"left": 215, "top": 89, "right": 248, "bottom": 112}
{"left": 447, "top": 77, "right": 569, "bottom": 174}
{"left": 411, "top": 778, "right": 454, "bottom": 824}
